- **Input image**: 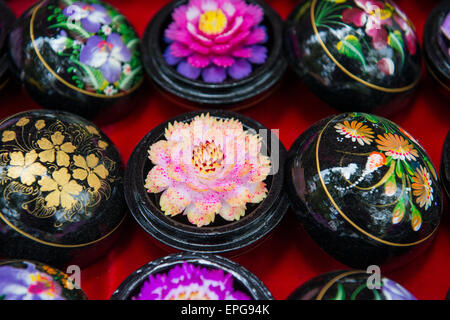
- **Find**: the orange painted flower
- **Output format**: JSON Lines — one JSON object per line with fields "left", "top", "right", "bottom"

{"left": 335, "top": 120, "right": 374, "bottom": 146}
{"left": 375, "top": 133, "right": 418, "bottom": 161}
{"left": 412, "top": 165, "right": 433, "bottom": 210}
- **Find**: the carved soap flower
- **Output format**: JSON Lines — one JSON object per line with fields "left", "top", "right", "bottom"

{"left": 145, "top": 114, "right": 271, "bottom": 227}
{"left": 164, "top": 0, "right": 268, "bottom": 83}
{"left": 133, "top": 262, "right": 251, "bottom": 300}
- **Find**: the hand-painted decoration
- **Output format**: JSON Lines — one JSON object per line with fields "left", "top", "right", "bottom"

{"left": 144, "top": 113, "right": 271, "bottom": 227}
{"left": 163, "top": 0, "right": 268, "bottom": 83}
{"left": 133, "top": 262, "right": 251, "bottom": 300}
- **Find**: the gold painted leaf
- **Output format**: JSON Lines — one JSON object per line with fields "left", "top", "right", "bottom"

{"left": 35, "top": 120, "right": 46, "bottom": 130}
{"left": 16, "top": 117, "right": 30, "bottom": 127}
{"left": 86, "top": 125, "right": 100, "bottom": 135}
{"left": 2, "top": 131, "right": 16, "bottom": 142}
{"left": 98, "top": 140, "right": 108, "bottom": 149}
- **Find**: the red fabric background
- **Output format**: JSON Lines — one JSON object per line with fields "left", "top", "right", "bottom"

{"left": 2, "top": 0, "right": 449, "bottom": 300}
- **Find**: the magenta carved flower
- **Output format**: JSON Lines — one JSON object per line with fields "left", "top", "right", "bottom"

{"left": 163, "top": 0, "right": 269, "bottom": 83}
{"left": 133, "top": 262, "right": 251, "bottom": 300}
{"left": 342, "top": 0, "right": 393, "bottom": 50}
{"left": 63, "top": 2, "right": 112, "bottom": 34}
{"left": 145, "top": 114, "right": 271, "bottom": 227}
{"left": 80, "top": 34, "right": 131, "bottom": 83}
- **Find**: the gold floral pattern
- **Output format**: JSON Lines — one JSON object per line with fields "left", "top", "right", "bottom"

{"left": 0, "top": 115, "right": 118, "bottom": 226}
{"left": 412, "top": 165, "right": 433, "bottom": 210}
{"left": 37, "top": 132, "right": 76, "bottom": 167}
{"left": 38, "top": 168, "right": 83, "bottom": 209}
{"left": 7, "top": 151, "right": 47, "bottom": 186}
{"left": 335, "top": 120, "right": 375, "bottom": 145}
{"left": 72, "top": 154, "right": 109, "bottom": 191}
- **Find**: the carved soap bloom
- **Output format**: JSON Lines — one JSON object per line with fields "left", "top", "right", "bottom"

{"left": 335, "top": 120, "right": 375, "bottom": 145}
{"left": 0, "top": 263, "right": 64, "bottom": 300}
{"left": 375, "top": 133, "right": 418, "bottom": 161}
{"left": 80, "top": 34, "right": 131, "bottom": 84}
{"left": 164, "top": 0, "right": 268, "bottom": 83}
{"left": 37, "top": 132, "right": 76, "bottom": 167}
{"left": 63, "top": 2, "right": 112, "bottom": 33}
{"left": 38, "top": 168, "right": 83, "bottom": 210}
{"left": 145, "top": 114, "right": 271, "bottom": 227}
{"left": 133, "top": 262, "right": 251, "bottom": 300}
{"left": 412, "top": 165, "right": 433, "bottom": 210}
{"left": 7, "top": 151, "right": 47, "bottom": 186}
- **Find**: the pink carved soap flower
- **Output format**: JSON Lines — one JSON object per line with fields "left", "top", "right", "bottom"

{"left": 145, "top": 114, "right": 271, "bottom": 227}
{"left": 164, "top": 0, "right": 268, "bottom": 83}
{"left": 133, "top": 262, "right": 251, "bottom": 300}
{"left": 342, "top": 0, "right": 393, "bottom": 50}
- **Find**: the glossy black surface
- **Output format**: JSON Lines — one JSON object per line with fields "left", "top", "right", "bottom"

{"left": 0, "top": 110, "right": 126, "bottom": 268}
{"left": 287, "top": 270, "right": 416, "bottom": 300}
{"left": 7, "top": 0, "right": 143, "bottom": 124}
{"left": 441, "top": 131, "right": 450, "bottom": 202}
{"left": 110, "top": 252, "right": 273, "bottom": 300}
{"left": 423, "top": 0, "right": 450, "bottom": 99}
{"left": 142, "top": 0, "right": 287, "bottom": 110}
{"left": 0, "top": 0, "right": 15, "bottom": 91}
{"left": 0, "top": 259, "right": 88, "bottom": 300}
{"left": 285, "top": 113, "right": 442, "bottom": 269}
{"left": 284, "top": 0, "right": 422, "bottom": 115}
{"left": 124, "top": 110, "right": 288, "bottom": 254}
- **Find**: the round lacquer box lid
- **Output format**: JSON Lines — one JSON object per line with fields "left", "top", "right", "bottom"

{"left": 7, "top": 0, "right": 144, "bottom": 123}
{"left": 423, "top": 1, "right": 450, "bottom": 98}
{"left": 111, "top": 252, "right": 272, "bottom": 300}
{"left": 285, "top": 112, "right": 442, "bottom": 270}
{"left": 142, "top": 0, "right": 287, "bottom": 110}
{"left": 125, "top": 110, "right": 288, "bottom": 254}
{"left": 287, "top": 270, "right": 416, "bottom": 300}
{"left": 0, "top": 259, "right": 88, "bottom": 300}
{"left": 441, "top": 131, "right": 450, "bottom": 203}
{"left": 0, "top": 0, "right": 15, "bottom": 91}
{"left": 284, "top": 0, "right": 422, "bottom": 115}
{"left": 0, "top": 110, "right": 126, "bottom": 268}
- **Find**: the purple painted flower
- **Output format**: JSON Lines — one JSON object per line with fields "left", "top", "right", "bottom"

{"left": 133, "top": 262, "right": 252, "bottom": 300}
{"left": 80, "top": 33, "right": 131, "bottom": 83}
{"left": 164, "top": 0, "right": 268, "bottom": 83}
{"left": 63, "top": 2, "right": 112, "bottom": 34}
{"left": 442, "top": 13, "right": 450, "bottom": 41}
{"left": 381, "top": 278, "right": 417, "bottom": 300}
{"left": 0, "top": 262, "right": 64, "bottom": 300}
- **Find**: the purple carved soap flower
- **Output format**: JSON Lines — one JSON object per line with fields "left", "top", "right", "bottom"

{"left": 63, "top": 2, "right": 112, "bottom": 34}
{"left": 164, "top": 0, "right": 268, "bottom": 83}
{"left": 80, "top": 33, "right": 131, "bottom": 83}
{"left": 381, "top": 278, "right": 417, "bottom": 300}
{"left": 133, "top": 262, "right": 252, "bottom": 300}
{"left": 0, "top": 262, "right": 64, "bottom": 300}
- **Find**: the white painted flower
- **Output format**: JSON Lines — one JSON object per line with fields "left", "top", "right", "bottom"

{"left": 104, "top": 85, "right": 118, "bottom": 96}
{"left": 101, "top": 25, "right": 112, "bottom": 36}
{"left": 123, "top": 64, "right": 132, "bottom": 75}
{"left": 49, "top": 35, "right": 69, "bottom": 53}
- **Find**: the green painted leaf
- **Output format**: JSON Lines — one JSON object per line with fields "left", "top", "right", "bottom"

{"left": 332, "top": 283, "right": 346, "bottom": 300}
{"left": 336, "top": 35, "right": 367, "bottom": 68}
{"left": 119, "top": 67, "right": 142, "bottom": 91}
{"left": 385, "top": 173, "right": 397, "bottom": 196}
{"left": 388, "top": 30, "right": 405, "bottom": 67}
{"left": 49, "top": 22, "right": 91, "bottom": 38}
{"left": 73, "top": 61, "right": 106, "bottom": 90}
{"left": 395, "top": 160, "right": 403, "bottom": 178}
{"left": 402, "top": 160, "right": 415, "bottom": 176}
{"left": 411, "top": 205, "right": 422, "bottom": 231}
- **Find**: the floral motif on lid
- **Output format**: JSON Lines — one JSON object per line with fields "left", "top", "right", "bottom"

{"left": 0, "top": 262, "right": 67, "bottom": 300}
{"left": 133, "top": 262, "right": 251, "bottom": 300}
{"left": 35, "top": 0, "right": 142, "bottom": 96}
{"left": 163, "top": 0, "right": 269, "bottom": 83}
{"left": 144, "top": 113, "right": 271, "bottom": 227}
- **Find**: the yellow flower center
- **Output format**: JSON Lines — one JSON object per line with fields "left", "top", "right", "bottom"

{"left": 192, "top": 141, "right": 224, "bottom": 175}
{"left": 198, "top": 9, "right": 228, "bottom": 35}
{"left": 369, "top": 7, "right": 392, "bottom": 21}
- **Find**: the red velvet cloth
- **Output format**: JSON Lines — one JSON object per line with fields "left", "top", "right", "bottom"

{"left": 2, "top": 0, "right": 449, "bottom": 300}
